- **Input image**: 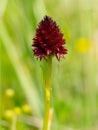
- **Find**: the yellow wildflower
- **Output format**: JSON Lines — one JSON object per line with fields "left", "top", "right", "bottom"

{"left": 5, "top": 89, "right": 15, "bottom": 97}
{"left": 4, "top": 110, "right": 14, "bottom": 119}
{"left": 22, "top": 104, "right": 31, "bottom": 113}
{"left": 13, "top": 107, "right": 21, "bottom": 115}
{"left": 76, "top": 38, "right": 90, "bottom": 53}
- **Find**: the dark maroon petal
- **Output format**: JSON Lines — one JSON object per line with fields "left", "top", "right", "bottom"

{"left": 32, "top": 15, "right": 67, "bottom": 60}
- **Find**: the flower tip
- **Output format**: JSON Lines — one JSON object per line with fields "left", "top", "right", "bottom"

{"left": 46, "top": 50, "right": 51, "bottom": 55}
{"left": 44, "top": 15, "right": 50, "bottom": 19}
{"left": 56, "top": 53, "right": 60, "bottom": 61}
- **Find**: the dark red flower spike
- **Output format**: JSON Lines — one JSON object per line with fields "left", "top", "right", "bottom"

{"left": 32, "top": 15, "right": 67, "bottom": 61}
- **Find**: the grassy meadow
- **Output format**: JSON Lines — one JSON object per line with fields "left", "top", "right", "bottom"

{"left": 0, "top": 0, "right": 98, "bottom": 130}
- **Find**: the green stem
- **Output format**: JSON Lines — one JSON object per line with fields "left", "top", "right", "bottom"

{"left": 42, "top": 56, "right": 52, "bottom": 130}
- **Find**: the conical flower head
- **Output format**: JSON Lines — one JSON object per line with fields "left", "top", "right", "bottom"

{"left": 32, "top": 15, "right": 67, "bottom": 60}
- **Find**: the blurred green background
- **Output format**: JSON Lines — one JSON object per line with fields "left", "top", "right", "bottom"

{"left": 0, "top": 0, "right": 98, "bottom": 130}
